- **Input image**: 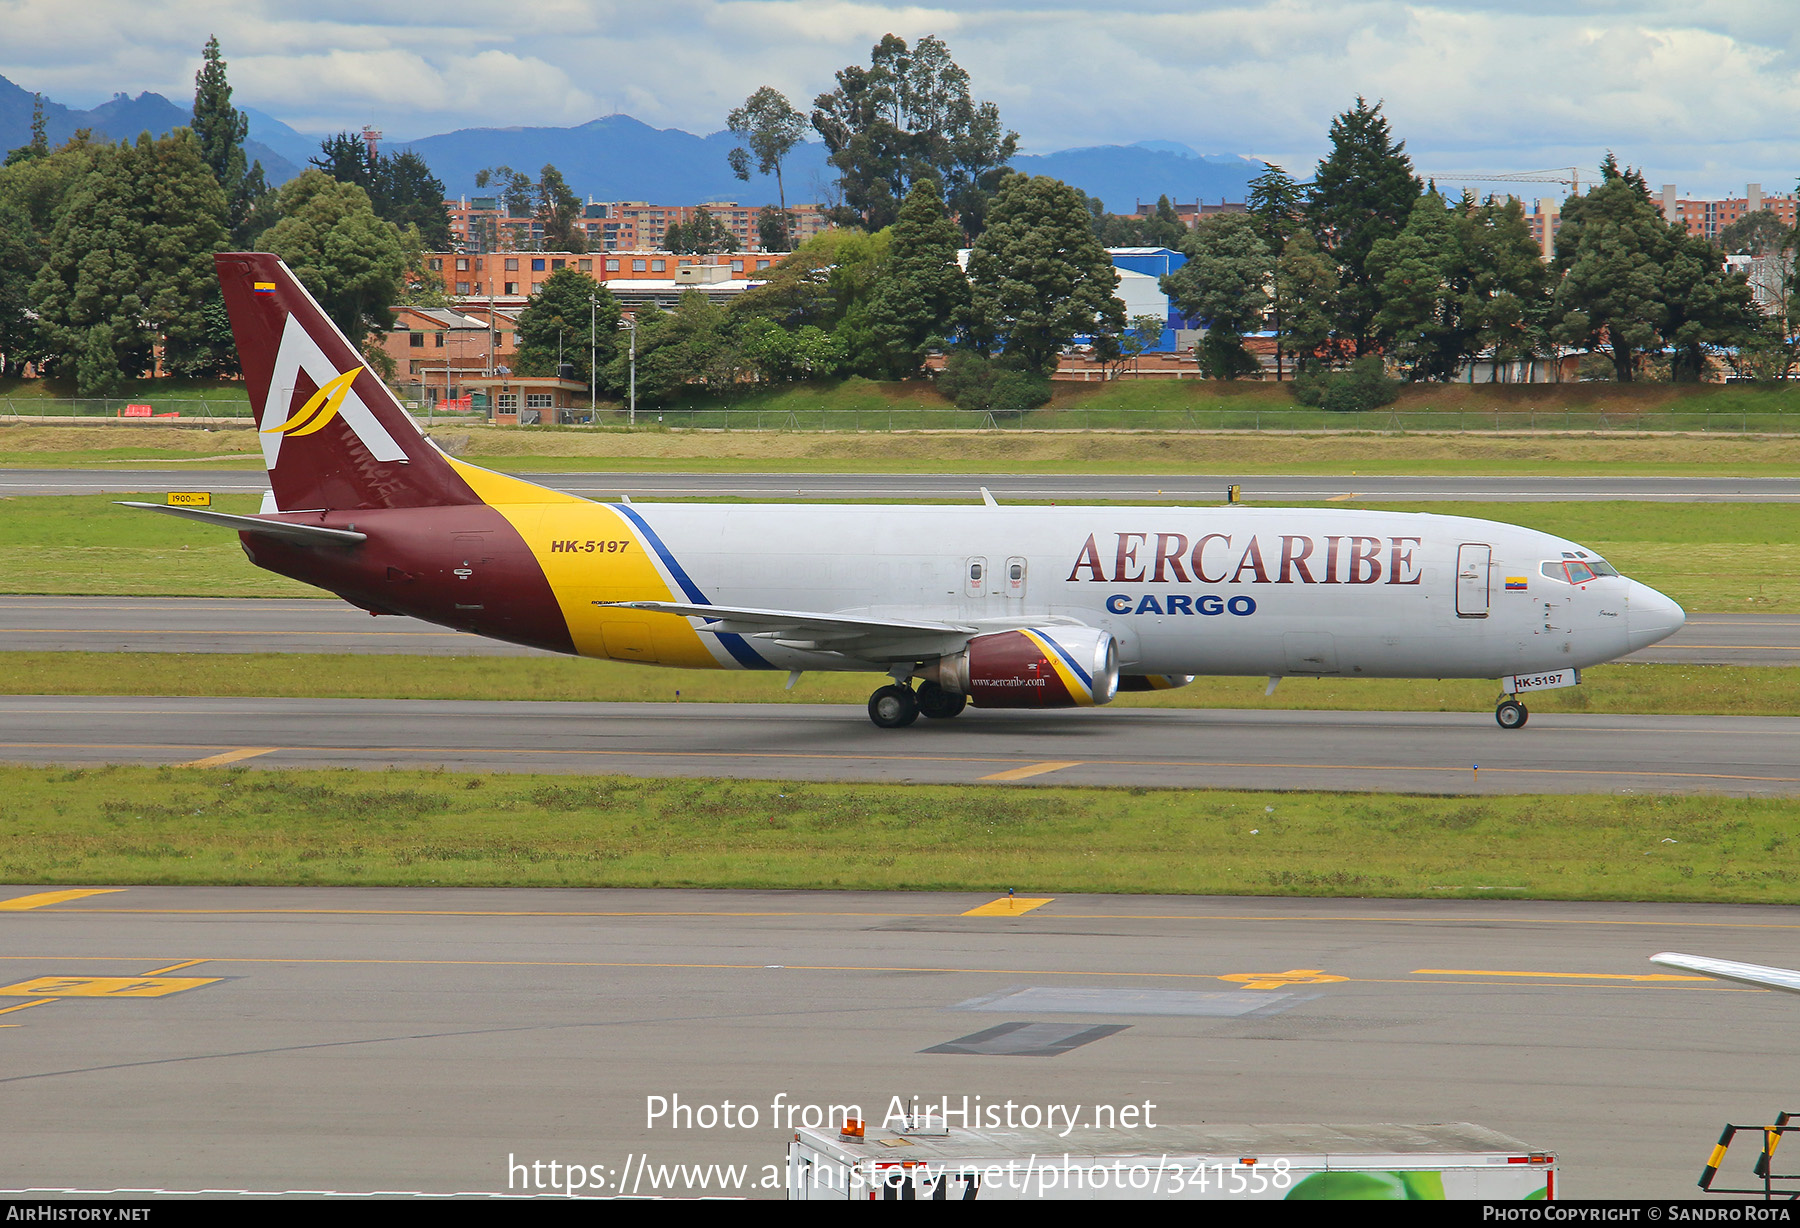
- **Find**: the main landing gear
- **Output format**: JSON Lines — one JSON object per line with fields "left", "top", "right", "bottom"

{"left": 868, "top": 681, "right": 967, "bottom": 728}
{"left": 1495, "top": 697, "right": 1529, "bottom": 730}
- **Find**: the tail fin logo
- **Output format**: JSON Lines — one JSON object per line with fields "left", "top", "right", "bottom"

{"left": 261, "top": 368, "right": 361, "bottom": 438}
{"left": 259, "top": 313, "right": 409, "bottom": 470}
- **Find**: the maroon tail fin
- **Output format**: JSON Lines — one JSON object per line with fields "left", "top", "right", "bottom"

{"left": 217, "top": 253, "right": 478, "bottom": 512}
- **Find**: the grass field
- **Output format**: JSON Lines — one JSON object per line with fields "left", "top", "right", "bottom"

{"left": 3, "top": 493, "right": 1793, "bottom": 609}
{"left": 1, "top": 764, "right": 1792, "bottom": 901}
{"left": 5, "top": 382, "right": 1800, "bottom": 472}
{"left": 2, "top": 654, "right": 1793, "bottom": 717}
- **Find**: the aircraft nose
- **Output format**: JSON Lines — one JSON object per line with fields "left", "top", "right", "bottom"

{"left": 1627, "top": 580, "right": 1686, "bottom": 651}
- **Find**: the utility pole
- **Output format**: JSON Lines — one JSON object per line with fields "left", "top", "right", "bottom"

{"left": 588, "top": 294, "right": 598, "bottom": 420}
{"left": 619, "top": 317, "right": 636, "bottom": 426}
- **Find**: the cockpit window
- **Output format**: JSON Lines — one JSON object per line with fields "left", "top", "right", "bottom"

{"left": 1587, "top": 558, "right": 1619, "bottom": 577}
{"left": 1541, "top": 560, "right": 1606, "bottom": 584}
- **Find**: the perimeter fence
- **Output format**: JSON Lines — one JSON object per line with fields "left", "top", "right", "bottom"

{"left": 6, "top": 397, "right": 1797, "bottom": 434}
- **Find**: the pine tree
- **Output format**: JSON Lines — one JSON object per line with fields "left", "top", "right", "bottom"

{"left": 1305, "top": 98, "right": 1423, "bottom": 355}
{"left": 2, "top": 94, "right": 49, "bottom": 166}
{"left": 1551, "top": 159, "right": 1673, "bottom": 382}
{"left": 191, "top": 35, "right": 267, "bottom": 245}
{"left": 866, "top": 178, "right": 970, "bottom": 376}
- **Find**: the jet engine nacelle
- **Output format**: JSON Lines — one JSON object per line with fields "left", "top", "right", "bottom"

{"left": 1116, "top": 674, "right": 1197, "bottom": 693}
{"left": 922, "top": 627, "right": 1119, "bottom": 709}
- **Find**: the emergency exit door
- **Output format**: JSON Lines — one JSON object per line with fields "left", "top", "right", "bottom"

{"left": 1456, "top": 543, "right": 1491, "bottom": 618}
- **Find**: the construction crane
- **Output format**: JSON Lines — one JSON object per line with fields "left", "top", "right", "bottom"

{"left": 1418, "top": 167, "right": 1581, "bottom": 197}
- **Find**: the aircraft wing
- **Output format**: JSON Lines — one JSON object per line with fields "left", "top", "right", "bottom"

{"left": 1651, "top": 952, "right": 1800, "bottom": 994}
{"left": 116, "top": 502, "right": 367, "bottom": 544}
{"left": 600, "top": 600, "right": 978, "bottom": 659}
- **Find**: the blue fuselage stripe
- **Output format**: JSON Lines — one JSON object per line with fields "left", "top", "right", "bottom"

{"left": 612, "top": 503, "right": 775, "bottom": 670}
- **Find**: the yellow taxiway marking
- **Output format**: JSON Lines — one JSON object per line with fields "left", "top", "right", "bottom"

{"left": 181, "top": 747, "right": 279, "bottom": 768}
{"left": 1414, "top": 968, "right": 1715, "bottom": 982}
{"left": 9, "top": 909, "right": 1800, "bottom": 935}
{"left": 1326, "top": 492, "right": 1359, "bottom": 502}
{"left": 962, "top": 897, "right": 1054, "bottom": 916}
{"left": 5, "top": 742, "right": 1797, "bottom": 789}
{"left": 0, "top": 956, "right": 1762, "bottom": 991}
{"left": 0, "top": 889, "right": 124, "bottom": 911}
{"left": 0, "top": 975, "right": 219, "bottom": 999}
{"left": 1218, "top": 969, "right": 1349, "bottom": 990}
{"left": 0, "top": 998, "right": 56, "bottom": 1015}
{"left": 142, "top": 959, "right": 209, "bottom": 976}
{"left": 979, "top": 761, "right": 1083, "bottom": 782}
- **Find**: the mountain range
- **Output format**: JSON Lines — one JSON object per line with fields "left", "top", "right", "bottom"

{"left": 0, "top": 74, "right": 1262, "bottom": 214}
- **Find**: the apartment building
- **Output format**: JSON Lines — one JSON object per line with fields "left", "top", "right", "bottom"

{"left": 423, "top": 249, "right": 788, "bottom": 306}
{"left": 1659, "top": 183, "right": 1799, "bottom": 239}
{"left": 446, "top": 196, "right": 829, "bottom": 255}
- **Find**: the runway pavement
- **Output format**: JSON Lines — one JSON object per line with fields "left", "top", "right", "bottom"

{"left": 0, "top": 596, "right": 1790, "bottom": 665}
{"left": 0, "top": 885, "right": 1793, "bottom": 1198}
{"left": 2, "top": 695, "right": 1796, "bottom": 795}
{"left": 7, "top": 467, "right": 1800, "bottom": 502}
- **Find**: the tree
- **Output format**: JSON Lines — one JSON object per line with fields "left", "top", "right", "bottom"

{"left": 732, "top": 227, "right": 891, "bottom": 376}
{"left": 0, "top": 132, "right": 100, "bottom": 376}
{"left": 258, "top": 169, "right": 408, "bottom": 347}
{"left": 727, "top": 87, "right": 806, "bottom": 246}
{"left": 32, "top": 131, "right": 228, "bottom": 395}
{"left": 1305, "top": 98, "right": 1423, "bottom": 355}
{"left": 666, "top": 207, "right": 733, "bottom": 255}
{"left": 191, "top": 35, "right": 267, "bottom": 245}
{"left": 3, "top": 94, "right": 48, "bottom": 167}
{"left": 866, "top": 178, "right": 969, "bottom": 376}
{"left": 1161, "top": 212, "right": 1270, "bottom": 379}
{"left": 1271, "top": 232, "right": 1337, "bottom": 375}
{"left": 1551, "top": 157, "right": 1674, "bottom": 382}
{"left": 315, "top": 134, "right": 452, "bottom": 250}
{"left": 739, "top": 317, "right": 845, "bottom": 383}
{"left": 1247, "top": 162, "right": 1304, "bottom": 255}
{"left": 1661, "top": 229, "right": 1757, "bottom": 382}
{"left": 1717, "top": 210, "right": 1791, "bottom": 258}
{"left": 379, "top": 151, "right": 451, "bottom": 250}
{"left": 535, "top": 164, "right": 586, "bottom": 253}
{"left": 964, "top": 173, "right": 1123, "bottom": 372}
{"left": 513, "top": 267, "right": 619, "bottom": 387}
{"left": 756, "top": 206, "right": 791, "bottom": 252}
{"left": 605, "top": 292, "right": 738, "bottom": 406}
{"left": 1110, "top": 313, "right": 1167, "bottom": 378}
{"left": 811, "top": 34, "right": 1018, "bottom": 238}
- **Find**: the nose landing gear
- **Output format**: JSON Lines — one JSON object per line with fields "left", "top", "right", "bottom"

{"left": 1496, "top": 698, "right": 1529, "bottom": 730}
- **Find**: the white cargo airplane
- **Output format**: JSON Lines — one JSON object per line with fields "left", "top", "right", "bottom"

{"left": 125, "top": 254, "right": 1687, "bottom": 729}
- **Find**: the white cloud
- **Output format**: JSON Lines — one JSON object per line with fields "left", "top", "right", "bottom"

{"left": 0, "top": 0, "right": 1797, "bottom": 193}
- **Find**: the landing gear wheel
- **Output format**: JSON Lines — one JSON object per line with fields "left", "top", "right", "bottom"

{"left": 916, "top": 681, "right": 968, "bottom": 720}
{"left": 868, "top": 684, "right": 920, "bottom": 729}
{"left": 1496, "top": 699, "right": 1529, "bottom": 730}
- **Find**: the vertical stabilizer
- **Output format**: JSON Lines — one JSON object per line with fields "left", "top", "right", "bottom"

{"left": 217, "top": 252, "right": 479, "bottom": 511}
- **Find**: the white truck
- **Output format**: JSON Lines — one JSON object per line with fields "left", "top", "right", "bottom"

{"left": 786, "top": 1121, "right": 1556, "bottom": 1201}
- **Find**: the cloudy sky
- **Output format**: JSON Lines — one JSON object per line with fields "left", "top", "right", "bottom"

{"left": 3, "top": 0, "right": 1797, "bottom": 196}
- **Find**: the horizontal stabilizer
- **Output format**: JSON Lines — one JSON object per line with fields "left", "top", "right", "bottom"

{"left": 1651, "top": 952, "right": 1800, "bottom": 994}
{"left": 115, "top": 501, "right": 367, "bottom": 544}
